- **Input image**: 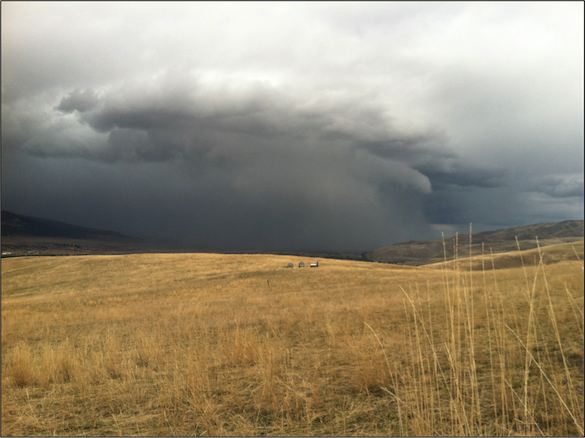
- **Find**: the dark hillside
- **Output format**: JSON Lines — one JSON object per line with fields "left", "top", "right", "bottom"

{"left": 1, "top": 211, "right": 142, "bottom": 256}
{"left": 2, "top": 211, "right": 131, "bottom": 240}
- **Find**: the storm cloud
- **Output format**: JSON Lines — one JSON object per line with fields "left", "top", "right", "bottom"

{"left": 2, "top": 2, "right": 583, "bottom": 250}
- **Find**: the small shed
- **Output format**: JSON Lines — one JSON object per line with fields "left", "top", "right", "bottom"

{"left": 310, "top": 261, "right": 319, "bottom": 268}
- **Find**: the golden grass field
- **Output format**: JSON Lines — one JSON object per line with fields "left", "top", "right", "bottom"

{"left": 1, "top": 240, "right": 584, "bottom": 435}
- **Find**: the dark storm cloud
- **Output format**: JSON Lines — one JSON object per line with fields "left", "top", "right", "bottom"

{"left": 44, "top": 80, "right": 451, "bottom": 172}
{"left": 6, "top": 80, "right": 443, "bottom": 250}
{"left": 2, "top": 2, "right": 583, "bottom": 248}
{"left": 414, "top": 161, "right": 506, "bottom": 189}
{"left": 8, "top": 78, "right": 448, "bottom": 250}
{"left": 56, "top": 89, "right": 99, "bottom": 113}
{"left": 532, "top": 174, "right": 584, "bottom": 199}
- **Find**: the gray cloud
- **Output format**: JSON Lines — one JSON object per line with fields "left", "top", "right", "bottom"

{"left": 56, "top": 89, "right": 100, "bottom": 113}
{"left": 415, "top": 161, "right": 506, "bottom": 189}
{"left": 531, "top": 174, "right": 584, "bottom": 199}
{"left": 2, "top": 2, "right": 583, "bottom": 249}
{"left": 3, "top": 77, "right": 447, "bottom": 249}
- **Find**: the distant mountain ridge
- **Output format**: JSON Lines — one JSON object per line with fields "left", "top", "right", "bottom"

{"left": 472, "top": 220, "right": 584, "bottom": 241}
{"left": 0, "top": 210, "right": 370, "bottom": 260}
{"left": 2, "top": 211, "right": 583, "bottom": 262}
{"left": 1, "top": 210, "right": 132, "bottom": 240}
{"left": 370, "top": 220, "right": 584, "bottom": 265}
{"left": 1, "top": 210, "right": 143, "bottom": 256}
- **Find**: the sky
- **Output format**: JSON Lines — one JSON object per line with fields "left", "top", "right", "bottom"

{"left": 2, "top": 2, "right": 583, "bottom": 251}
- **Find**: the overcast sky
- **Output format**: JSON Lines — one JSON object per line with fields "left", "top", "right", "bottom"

{"left": 2, "top": 2, "right": 583, "bottom": 251}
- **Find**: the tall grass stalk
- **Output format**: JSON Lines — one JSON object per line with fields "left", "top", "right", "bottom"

{"left": 385, "top": 232, "right": 584, "bottom": 435}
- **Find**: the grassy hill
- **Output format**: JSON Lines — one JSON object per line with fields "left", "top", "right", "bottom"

{"left": 428, "top": 240, "right": 583, "bottom": 270}
{"left": 370, "top": 220, "right": 584, "bottom": 265}
{"left": 2, "top": 248, "right": 583, "bottom": 435}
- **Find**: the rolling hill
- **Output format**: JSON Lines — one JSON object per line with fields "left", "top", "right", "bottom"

{"left": 2, "top": 250, "right": 583, "bottom": 435}
{"left": 427, "top": 240, "right": 584, "bottom": 270}
{"left": 3, "top": 211, "right": 583, "bottom": 264}
{"left": 370, "top": 220, "right": 584, "bottom": 265}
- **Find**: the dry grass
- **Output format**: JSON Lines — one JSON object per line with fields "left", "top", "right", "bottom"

{"left": 1, "top": 242, "right": 583, "bottom": 435}
{"left": 428, "top": 240, "right": 584, "bottom": 270}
